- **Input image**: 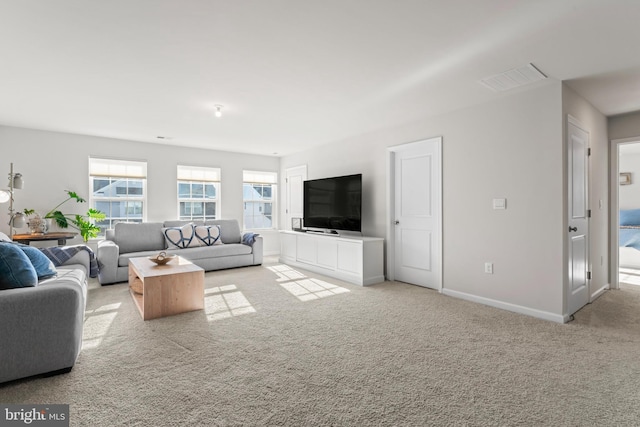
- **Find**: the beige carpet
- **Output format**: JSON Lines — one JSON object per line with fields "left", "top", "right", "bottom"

{"left": 2, "top": 258, "right": 640, "bottom": 426}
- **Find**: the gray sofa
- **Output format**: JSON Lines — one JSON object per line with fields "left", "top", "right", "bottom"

{"left": 0, "top": 249, "right": 89, "bottom": 384}
{"left": 97, "top": 219, "right": 263, "bottom": 285}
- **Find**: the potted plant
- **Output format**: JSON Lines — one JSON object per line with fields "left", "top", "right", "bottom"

{"left": 27, "top": 190, "right": 106, "bottom": 241}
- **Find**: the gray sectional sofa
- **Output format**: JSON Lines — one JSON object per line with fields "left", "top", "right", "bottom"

{"left": 97, "top": 219, "right": 263, "bottom": 285}
{"left": 0, "top": 248, "right": 90, "bottom": 383}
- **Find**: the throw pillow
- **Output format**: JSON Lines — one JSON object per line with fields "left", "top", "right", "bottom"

{"left": 20, "top": 245, "right": 57, "bottom": 279}
{"left": 0, "top": 242, "right": 38, "bottom": 290}
{"left": 0, "top": 231, "right": 10, "bottom": 242}
{"left": 620, "top": 209, "right": 640, "bottom": 226}
{"left": 194, "top": 225, "right": 223, "bottom": 246}
{"left": 162, "top": 223, "right": 199, "bottom": 249}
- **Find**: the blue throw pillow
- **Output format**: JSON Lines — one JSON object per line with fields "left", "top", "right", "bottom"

{"left": 21, "top": 246, "right": 57, "bottom": 279}
{"left": 620, "top": 209, "right": 640, "bottom": 226}
{"left": 0, "top": 243, "right": 38, "bottom": 290}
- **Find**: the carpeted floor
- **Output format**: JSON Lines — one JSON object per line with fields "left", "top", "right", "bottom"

{"left": 2, "top": 257, "right": 640, "bottom": 426}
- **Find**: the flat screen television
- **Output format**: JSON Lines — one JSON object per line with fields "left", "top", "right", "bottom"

{"left": 303, "top": 174, "right": 362, "bottom": 232}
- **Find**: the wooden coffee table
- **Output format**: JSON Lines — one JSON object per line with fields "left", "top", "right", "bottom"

{"left": 128, "top": 256, "right": 204, "bottom": 320}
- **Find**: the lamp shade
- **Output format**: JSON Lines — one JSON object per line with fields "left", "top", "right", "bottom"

{"left": 11, "top": 212, "right": 26, "bottom": 228}
{"left": 0, "top": 190, "right": 9, "bottom": 204}
{"left": 12, "top": 173, "right": 23, "bottom": 189}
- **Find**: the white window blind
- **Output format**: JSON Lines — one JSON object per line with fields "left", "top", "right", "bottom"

{"left": 177, "top": 165, "right": 220, "bottom": 182}
{"left": 243, "top": 170, "right": 277, "bottom": 184}
{"left": 89, "top": 158, "right": 147, "bottom": 178}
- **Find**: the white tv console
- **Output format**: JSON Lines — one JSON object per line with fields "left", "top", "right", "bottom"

{"left": 279, "top": 230, "right": 384, "bottom": 286}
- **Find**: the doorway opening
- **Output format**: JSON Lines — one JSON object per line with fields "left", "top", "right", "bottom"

{"left": 386, "top": 137, "right": 442, "bottom": 291}
{"left": 615, "top": 140, "right": 640, "bottom": 290}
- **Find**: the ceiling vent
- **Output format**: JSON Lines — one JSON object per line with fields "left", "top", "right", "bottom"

{"left": 480, "top": 63, "right": 547, "bottom": 92}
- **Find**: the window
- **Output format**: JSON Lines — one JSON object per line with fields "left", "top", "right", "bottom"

{"left": 89, "top": 158, "right": 147, "bottom": 236}
{"left": 243, "top": 170, "right": 277, "bottom": 229}
{"left": 177, "top": 165, "right": 220, "bottom": 221}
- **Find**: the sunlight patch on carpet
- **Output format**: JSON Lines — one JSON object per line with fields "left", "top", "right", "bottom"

{"left": 205, "top": 285, "right": 256, "bottom": 321}
{"left": 620, "top": 267, "right": 640, "bottom": 286}
{"left": 83, "top": 303, "right": 121, "bottom": 349}
{"left": 267, "top": 265, "right": 350, "bottom": 301}
{"left": 267, "top": 264, "right": 307, "bottom": 282}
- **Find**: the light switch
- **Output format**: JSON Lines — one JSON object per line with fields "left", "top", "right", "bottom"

{"left": 493, "top": 198, "right": 506, "bottom": 210}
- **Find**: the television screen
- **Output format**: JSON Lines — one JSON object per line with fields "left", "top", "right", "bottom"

{"left": 303, "top": 174, "right": 362, "bottom": 232}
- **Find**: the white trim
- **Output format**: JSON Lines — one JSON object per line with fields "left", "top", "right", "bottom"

{"left": 284, "top": 165, "right": 307, "bottom": 231}
{"left": 386, "top": 136, "right": 443, "bottom": 291}
{"left": 610, "top": 136, "right": 640, "bottom": 290}
{"left": 567, "top": 114, "right": 586, "bottom": 130}
{"left": 387, "top": 139, "right": 433, "bottom": 153}
{"left": 590, "top": 283, "right": 609, "bottom": 302}
{"left": 442, "top": 289, "right": 567, "bottom": 324}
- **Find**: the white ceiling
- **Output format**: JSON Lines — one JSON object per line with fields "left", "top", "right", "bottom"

{"left": 1, "top": 0, "right": 639, "bottom": 157}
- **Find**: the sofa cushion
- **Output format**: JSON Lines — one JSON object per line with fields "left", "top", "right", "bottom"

{"left": 163, "top": 223, "right": 200, "bottom": 249}
{"left": 0, "top": 243, "right": 38, "bottom": 289}
{"left": 166, "top": 243, "right": 252, "bottom": 259}
{"left": 114, "top": 222, "right": 166, "bottom": 254}
{"left": 205, "top": 219, "right": 241, "bottom": 244}
{"left": 194, "top": 225, "right": 223, "bottom": 246}
{"left": 118, "top": 250, "right": 170, "bottom": 267}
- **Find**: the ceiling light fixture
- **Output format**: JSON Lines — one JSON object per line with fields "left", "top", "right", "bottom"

{"left": 214, "top": 105, "right": 223, "bottom": 118}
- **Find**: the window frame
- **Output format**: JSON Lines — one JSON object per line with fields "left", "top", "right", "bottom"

{"left": 177, "top": 165, "right": 221, "bottom": 221}
{"left": 243, "top": 170, "right": 277, "bottom": 230}
{"left": 89, "top": 157, "right": 148, "bottom": 237}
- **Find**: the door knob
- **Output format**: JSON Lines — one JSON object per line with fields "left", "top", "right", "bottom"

{"left": 394, "top": 220, "right": 400, "bottom": 225}
{"left": 568, "top": 226, "right": 577, "bottom": 232}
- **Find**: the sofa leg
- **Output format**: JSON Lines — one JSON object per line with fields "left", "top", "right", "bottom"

{"left": 43, "top": 366, "right": 73, "bottom": 377}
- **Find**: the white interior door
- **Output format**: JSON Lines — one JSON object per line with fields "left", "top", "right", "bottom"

{"left": 285, "top": 165, "right": 307, "bottom": 230}
{"left": 392, "top": 137, "right": 442, "bottom": 290}
{"left": 567, "top": 117, "right": 590, "bottom": 315}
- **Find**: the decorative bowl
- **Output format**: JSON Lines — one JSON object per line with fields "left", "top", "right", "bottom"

{"left": 148, "top": 252, "right": 175, "bottom": 266}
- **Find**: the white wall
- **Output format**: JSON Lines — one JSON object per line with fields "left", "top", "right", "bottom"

{"left": 282, "top": 82, "right": 567, "bottom": 320}
{"left": 618, "top": 150, "right": 640, "bottom": 210}
{"left": 561, "top": 84, "right": 610, "bottom": 305}
{"left": 609, "top": 111, "right": 640, "bottom": 141}
{"left": 0, "top": 126, "right": 280, "bottom": 250}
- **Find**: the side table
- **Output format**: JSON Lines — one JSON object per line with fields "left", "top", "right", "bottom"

{"left": 12, "top": 232, "right": 78, "bottom": 246}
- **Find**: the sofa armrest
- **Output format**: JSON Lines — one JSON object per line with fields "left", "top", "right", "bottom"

{"left": 58, "top": 245, "right": 91, "bottom": 275}
{"left": 0, "top": 282, "right": 85, "bottom": 383}
{"left": 250, "top": 235, "right": 263, "bottom": 265}
{"left": 97, "top": 239, "right": 120, "bottom": 285}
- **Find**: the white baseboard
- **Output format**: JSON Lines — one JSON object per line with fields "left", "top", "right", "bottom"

{"left": 442, "top": 288, "right": 566, "bottom": 324}
{"left": 263, "top": 250, "right": 280, "bottom": 257}
{"left": 590, "top": 283, "right": 609, "bottom": 302}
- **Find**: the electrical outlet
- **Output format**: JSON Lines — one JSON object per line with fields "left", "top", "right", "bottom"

{"left": 484, "top": 262, "right": 493, "bottom": 274}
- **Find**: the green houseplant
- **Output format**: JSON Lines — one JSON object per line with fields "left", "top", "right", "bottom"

{"left": 28, "top": 190, "right": 106, "bottom": 241}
